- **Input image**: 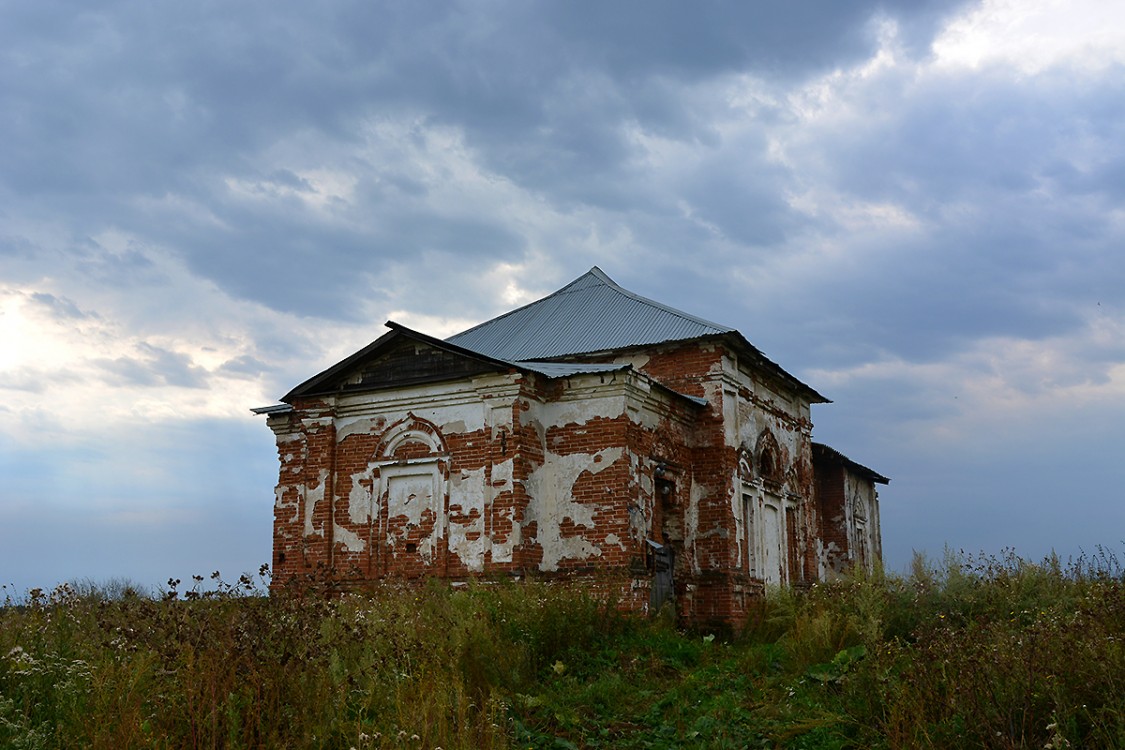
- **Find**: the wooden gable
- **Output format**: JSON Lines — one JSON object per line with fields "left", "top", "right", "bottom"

{"left": 283, "top": 325, "right": 511, "bottom": 401}
{"left": 341, "top": 336, "right": 501, "bottom": 391}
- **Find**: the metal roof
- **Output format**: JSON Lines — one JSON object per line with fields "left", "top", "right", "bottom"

{"left": 514, "top": 361, "right": 630, "bottom": 378}
{"left": 276, "top": 268, "right": 826, "bottom": 407}
{"left": 446, "top": 266, "right": 829, "bottom": 403}
{"left": 275, "top": 320, "right": 710, "bottom": 412}
{"left": 812, "top": 442, "right": 890, "bottom": 485}
{"left": 250, "top": 403, "right": 294, "bottom": 416}
{"left": 280, "top": 322, "right": 698, "bottom": 402}
{"left": 447, "top": 266, "right": 734, "bottom": 360}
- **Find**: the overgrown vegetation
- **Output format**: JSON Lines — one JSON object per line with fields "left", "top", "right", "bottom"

{"left": 2, "top": 549, "right": 1123, "bottom": 749}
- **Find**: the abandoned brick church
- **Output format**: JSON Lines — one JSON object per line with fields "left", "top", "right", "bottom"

{"left": 254, "top": 267, "right": 887, "bottom": 628}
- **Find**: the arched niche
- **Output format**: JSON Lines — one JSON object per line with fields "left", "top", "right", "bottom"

{"left": 755, "top": 430, "right": 782, "bottom": 484}
{"left": 370, "top": 414, "right": 450, "bottom": 576}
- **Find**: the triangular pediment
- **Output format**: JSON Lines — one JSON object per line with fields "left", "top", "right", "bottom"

{"left": 342, "top": 336, "right": 503, "bottom": 391}
{"left": 283, "top": 325, "right": 508, "bottom": 401}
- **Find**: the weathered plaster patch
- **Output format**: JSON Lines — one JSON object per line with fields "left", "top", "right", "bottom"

{"left": 615, "top": 353, "right": 651, "bottom": 370}
{"left": 335, "top": 387, "right": 501, "bottom": 440}
{"left": 442, "top": 419, "right": 468, "bottom": 434}
{"left": 381, "top": 466, "right": 445, "bottom": 564}
{"left": 335, "top": 416, "right": 383, "bottom": 443}
{"left": 490, "top": 506, "right": 519, "bottom": 563}
{"left": 542, "top": 394, "right": 622, "bottom": 429}
{"left": 627, "top": 502, "right": 646, "bottom": 543}
{"left": 334, "top": 523, "right": 365, "bottom": 552}
{"left": 526, "top": 446, "right": 622, "bottom": 571}
{"left": 303, "top": 470, "right": 328, "bottom": 537}
{"left": 347, "top": 470, "right": 373, "bottom": 525}
{"left": 684, "top": 481, "right": 703, "bottom": 574}
{"left": 408, "top": 402, "right": 487, "bottom": 435}
{"left": 275, "top": 484, "right": 299, "bottom": 524}
{"left": 448, "top": 466, "right": 487, "bottom": 571}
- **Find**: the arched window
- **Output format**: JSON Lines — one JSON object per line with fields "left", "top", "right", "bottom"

{"left": 755, "top": 430, "right": 781, "bottom": 483}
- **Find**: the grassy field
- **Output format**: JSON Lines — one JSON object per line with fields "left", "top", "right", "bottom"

{"left": 2, "top": 549, "right": 1123, "bottom": 749}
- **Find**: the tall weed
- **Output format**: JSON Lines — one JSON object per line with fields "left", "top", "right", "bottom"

{"left": 2, "top": 550, "right": 1123, "bottom": 748}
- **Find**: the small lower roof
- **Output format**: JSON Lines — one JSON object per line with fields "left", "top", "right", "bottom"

{"left": 812, "top": 442, "right": 889, "bottom": 484}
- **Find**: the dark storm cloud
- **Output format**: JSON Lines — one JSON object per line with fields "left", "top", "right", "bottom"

{"left": 678, "top": 155, "right": 797, "bottom": 247}
{"left": 29, "top": 292, "right": 97, "bottom": 321}
{"left": 538, "top": 0, "right": 970, "bottom": 82}
{"left": 95, "top": 344, "right": 208, "bottom": 388}
{"left": 686, "top": 62, "right": 1125, "bottom": 372}
{"left": 218, "top": 355, "right": 269, "bottom": 377}
{"left": 822, "top": 68, "right": 1125, "bottom": 211}
{"left": 0, "top": 0, "right": 971, "bottom": 318}
{"left": 9, "top": 0, "right": 1125, "bottom": 588}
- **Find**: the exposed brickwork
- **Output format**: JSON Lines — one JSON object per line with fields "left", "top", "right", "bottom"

{"left": 814, "top": 462, "right": 849, "bottom": 574}
{"left": 262, "top": 329, "right": 884, "bottom": 630}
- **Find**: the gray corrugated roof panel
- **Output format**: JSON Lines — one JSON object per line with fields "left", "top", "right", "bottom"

{"left": 516, "top": 361, "right": 708, "bottom": 409}
{"left": 250, "top": 403, "right": 295, "bottom": 415}
{"left": 447, "top": 266, "right": 829, "bottom": 403}
{"left": 448, "top": 266, "right": 734, "bottom": 360}
{"left": 270, "top": 317, "right": 715, "bottom": 412}
{"left": 675, "top": 392, "right": 711, "bottom": 408}
{"left": 514, "top": 361, "right": 631, "bottom": 378}
{"left": 279, "top": 270, "right": 827, "bottom": 406}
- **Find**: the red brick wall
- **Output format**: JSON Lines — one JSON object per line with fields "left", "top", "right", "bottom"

{"left": 266, "top": 339, "right": 831, "bottom": 632}
{"left": 813, "top": 460, "right": 849, "bottom": 575}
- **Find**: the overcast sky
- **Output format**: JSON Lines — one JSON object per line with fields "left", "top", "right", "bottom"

{"left": 3, "top": 0, "right": 1124, "bottom": 595}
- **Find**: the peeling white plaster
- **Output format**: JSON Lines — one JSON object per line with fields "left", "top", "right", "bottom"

{"left": 542, "top": 392, "right": 622, "bottom": 427}
{"left": 303, "top": 470, "right": 328, "bottom": 537}
{"left": 333, "top": 523, "right": 365, "bottom": 552}
{"left": 382, "top": 466, "right": 444, "bottom": 563}
{"left": 488, "top": 456, "right": 517, "bottom": 562}
{"left": 448, "top": 466, "right": 487, "bottom": 571}
{"left": 684, "top": 480, "right": 703, "bottom": 575}
{"left": 527, "top": 446, "right": 622, "bottom": 571}
{"left": 613, "top": 353, "right": 651, "bottom": 370}
{"left": 274, "top": 484, "right": 299, "bottom": 524}
{"left": 335, "top": 416, "right": 384, "bottom": 443}
{"left": 335, "top": 376, "right": 519, "bottom": 434}
{"left": 346, "top": 469, "right": 372, "bottom": 525}
{"left": 490, "top": 506, "right": 519, "bottom": 564}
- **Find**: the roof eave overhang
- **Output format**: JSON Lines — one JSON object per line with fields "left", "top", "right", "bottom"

{"left": 487, "top": 331, "right": 830, "bottom": 405}
{"left": 250, "top": 403, "right": 295, "bottom": 416}
{"left": 812, "top": 442, "right": 890, "bottom": 485}
{"left": 722, "top": 332, "right": 831, "bottom": 405}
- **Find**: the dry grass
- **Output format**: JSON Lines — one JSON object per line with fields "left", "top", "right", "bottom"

{"left": 1, "top": 549, "right": 1123, "bottom": 748}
